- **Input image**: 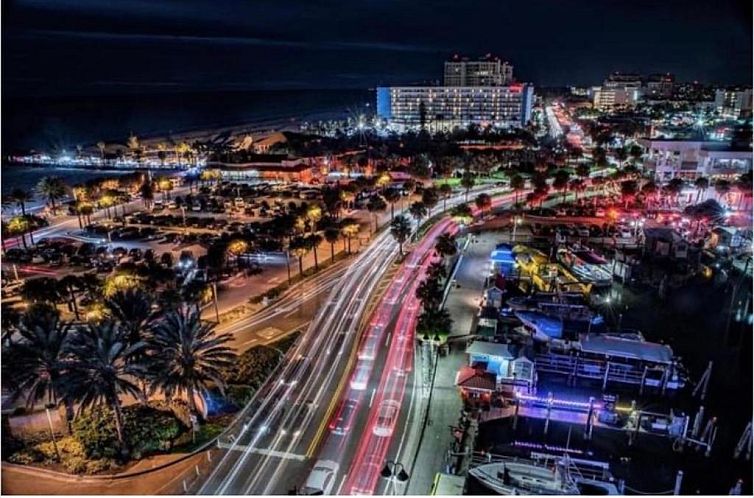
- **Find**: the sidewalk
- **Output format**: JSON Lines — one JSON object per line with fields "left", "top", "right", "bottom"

{"left": 405, "top": 232, "right": 496, "bottom": 494}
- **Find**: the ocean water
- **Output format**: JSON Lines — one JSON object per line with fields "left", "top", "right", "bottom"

{"left": 2, "top": 88, "right": 372, "bottom": 198}
{"left": 2, "top": 88, "right": 372, "bottom": 153}
{"left": 0, "top": 166, "right": 139, "bottom": 198}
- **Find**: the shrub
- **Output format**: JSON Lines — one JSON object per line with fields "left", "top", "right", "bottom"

{"left": 7, "top": 448, "right": 44, "bottom": 465}
{"left": 72, "top": 405, "right": 185, "bottom": 460}
{"left": 225, "top": 384, "right": 254, "bottom": 407}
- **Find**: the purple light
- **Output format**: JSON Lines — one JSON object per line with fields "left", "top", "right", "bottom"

{"left": 513, "top": 440, "right": 584, "bottom": 455}
{"left": 515, "top": 392, "right": 604, "bottom": 410}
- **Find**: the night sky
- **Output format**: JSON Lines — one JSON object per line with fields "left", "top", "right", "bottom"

{"left": 3, "top": 0, "right": 752, "bottom": 97}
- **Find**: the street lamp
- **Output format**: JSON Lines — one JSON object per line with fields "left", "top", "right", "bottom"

{"left": 381, "top": 460, "right": 409, "bottom": 495}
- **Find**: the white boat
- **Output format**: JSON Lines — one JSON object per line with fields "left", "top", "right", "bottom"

{"left": 469, "top": 455, "right": 621, "bottom": 495}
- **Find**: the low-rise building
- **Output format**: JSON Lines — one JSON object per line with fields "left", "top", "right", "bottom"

{"left": 210, "top": 154, "right": 315, "bottom": 183}
{"left": 638, "top": 138, "right": 753, "bottom": 180}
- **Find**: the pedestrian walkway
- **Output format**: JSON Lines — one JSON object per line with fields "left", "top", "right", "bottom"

{"left": 405, "top": 233, "right": 496, "bottom": 494}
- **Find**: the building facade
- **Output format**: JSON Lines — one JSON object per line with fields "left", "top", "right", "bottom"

{"left": 444, "top": 54, "right": 513, "bottom": 86}
{"left": 714, "top": 87, "right": 753, "bottom": 119}
{"left": 377, "top": 84, "right": 534, "bottom": 131}
{"left": 638, "top": 138, "right": 753, "bottom": 180}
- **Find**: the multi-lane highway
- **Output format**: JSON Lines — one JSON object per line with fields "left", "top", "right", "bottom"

{"left": 197, "top": 187, "right": 517, "bottom": 495}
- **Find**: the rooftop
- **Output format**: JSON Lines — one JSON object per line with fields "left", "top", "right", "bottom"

{"left": 578, "top": 334, "right": 674, "bottom": 364}
{"left": 466, "top": 340, "right": 517, "bottom": 359}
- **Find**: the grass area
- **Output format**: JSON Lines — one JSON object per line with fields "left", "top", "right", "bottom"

{"left": 433, "top": 178, "right": 461, "bottom": 187}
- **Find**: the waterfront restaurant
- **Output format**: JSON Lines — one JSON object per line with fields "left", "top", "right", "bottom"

{"left": 210, "top": 154, "right": 316, "bottom": 183}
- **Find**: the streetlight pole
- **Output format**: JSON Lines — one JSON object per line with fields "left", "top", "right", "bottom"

{"left": 381, "top": 460, "right": 409, "bottom": 495}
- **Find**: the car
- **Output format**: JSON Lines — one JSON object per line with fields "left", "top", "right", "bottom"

{"left": 283, "top": 355, "right": 312, "bottom": 386}
{"left": 128, "top": 248, "right": 143, "bottom": 260}
{"left": 373, "top": 399, "right": 400, "bottom": 437}
{"left": 168, "top": 200, "right": 178, "bottom": 209}
{"left": 191, "top": 203, "right": 202, "bottom": 212}
{"left": 234, "top": 197, "right": 245, "bottom": 208}
{"left": 301, "top": 460, "right": 339, "bottom": 495}
{"left": 281, "top": 400, "right": 316, "bottom": 439}
{"left": 595, "top": 208, "right": 606, "bottom": 217}
{"left": 350, "top": 360, "right": 372, "bottom": 390}
{"left": 577, "top": 225, "right": 591, "bottom": 238}
{"left": 329, "top": 398, "right": 359, "bottom": 435}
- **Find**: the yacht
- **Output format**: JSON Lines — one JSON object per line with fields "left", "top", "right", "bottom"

{"left": 469, "top": 454, "right": 621, "bottom": 495}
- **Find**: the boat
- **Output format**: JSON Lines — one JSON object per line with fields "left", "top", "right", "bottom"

{"left": 556, "top": 246, "right": 613, "bottom": 288}
{"left": 469, "top": 454, "right": 621, "bottom": 495}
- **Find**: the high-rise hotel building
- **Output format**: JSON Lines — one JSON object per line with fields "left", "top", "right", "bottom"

{"left": 377, "top": 55, "right": 533, "bottom": 132}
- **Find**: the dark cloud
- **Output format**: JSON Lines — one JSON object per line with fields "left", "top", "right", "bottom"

{"left": 3, "top": 0, "right": 751, "bottom": 96}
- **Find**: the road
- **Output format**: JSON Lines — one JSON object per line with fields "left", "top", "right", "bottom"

{"left": 195, "top": 186, "right": 510, "bottom": 495}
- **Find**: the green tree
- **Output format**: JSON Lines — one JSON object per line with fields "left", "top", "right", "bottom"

{"left": 366, "top": 195, "right": 387, "bottom": 233}
{"left": 434, "top": 233, "right": 457, "bottom": 259}
{"left": 289, "top": 235, "right": 310, "bottom": 275}
{"left": 3, "top": 188, "right": 34, "bottom": 216}
{"left": 475, "top": 193, "right": 492, "bottom": 216}
{"left": 307, "top": 233, "right": 323, "bottom": 271}
{"left": 438, "top": 183, "right": 453, "bottom": 211}
{"left": 2, "top": 304, "right": 71, "bottom": 410}
{"left": 460, "top": 171, "right": 476, "bottom": 201}
{"left": 37, "top": 176, "right": 67, "bottom": 214}
{"left": 382, "top": 187, "right": 402, "bottom": 220}
{"left": 409, "top": 201, "right": 428, "bottom": 232}
{"left": 421, "top": 187, "right": 440, "bottom": 212}
{"left": 148, "top": 308, "right": 236, "bottom": 421}
{"left": 64, "top": 321, "right": 146, "bottom": 453}
{"left": 694, "top": 177, "right": 709, "bottom": 203}
{"left": 105, "top": 289, "right": 154, "bottom": 346}
{"left": 553, "top": 169, "right": 571, "bottom": 202}
{"left": 510, "top": 174, "right": 525, "bottom": 205}
{"left": 390, "top": 215, "right": 412, "bottom": 255}
{"left": 324, "top": 227, "right": 340, "bottom": 263}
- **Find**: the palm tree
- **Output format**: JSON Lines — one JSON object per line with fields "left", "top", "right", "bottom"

{"left": 438, "top": 183, "right": 453, "bottom": 212}
{"left": 475, "top": 193, "right": 492, "bottom": 216}
{"left": 416, "top": 278, "right": 443, "bottom": 311}
{"left": 553, "top": 169, "right": 571, "bottom": 202}
{"left": 37, "top": 176, "right": 67, "bottom": 214}
{"left": 139, "top": 181, "right": 154, "bottom": 209}
{"left": 2, "top": 304, "right": 71, "bottom": 410}
{"left": 289, "top": 235, "right": 310, "bottom": 275}
{"left": 324, "top": 226, "right": 340, "bottom": 263}
{"left": 694, "top": 177, "right": 710, "bottom": 203}
{"left": 58, "top": 275, "right": 82, "bottom": 321}
{"left": 569, "top": 178, "right": 586, "bottom": 201}
{"left": 714, "top": 179, "right": 731, "bottom": 204}
{"left": 307, "top": 233, "right": 323, "bottom": 271}
{"left": 104, "top": 288, "right": 154, "bottom": 346}
{"left": 64, "top": 321, "right": 146, "bottom": 452}
{"left": 381, "top": 187, "right": 401, "bottom": 221}
{"left": 620, "top": 180, "right": 639, "bottom": 209}
{"left": 435, "top": 233, "right": 457, "bottom": 259}
{"left": 4, "top": 188, "right": 34, "bottom": 216}
{"left": 148, "top": 308, "right": 235, "bottom": 420}
{"left": 409, "top": 201, "right": 428, "bottom": 235}
{"left": 390, "top": 215, "right": 412, "bottom": 255}
{"left": 417, "top": 307, "right": 453, "bottom": 342}
{"left": 510, "top": 174, "right": 525, "bottom": 205}
{"left": 460, "top": 171, "right": 476, "bottom": 201}
{"left": 426, "top": 260, "right": 447, "bottom": 281}
{"left": 366, "top": 195, "right": 387, "bottom": 233}
{"left": 575, "top": 163, "right": 591, "bottom": 180}
{"left": 641, "top": 181, "right": 658, "bottom": 208}
{"left": 614, "top": 147, "right": 628, "bottom": 168}
{"left": 340, "top": 220, "right": 360, "bottom": 254}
